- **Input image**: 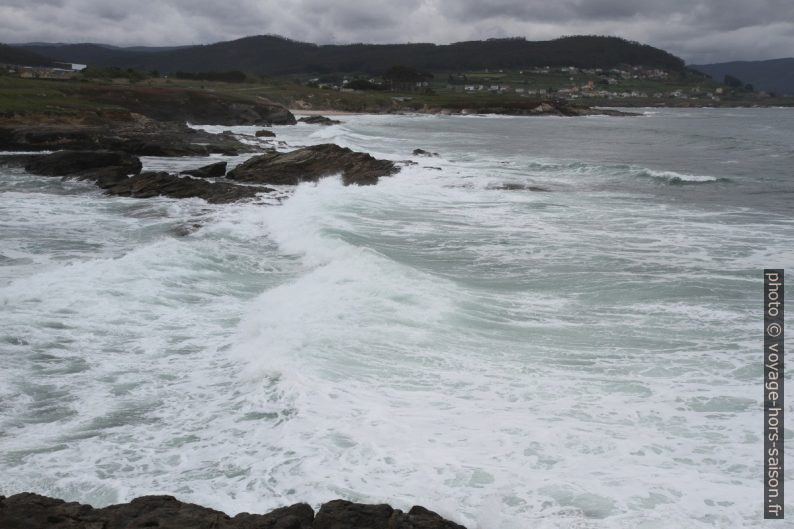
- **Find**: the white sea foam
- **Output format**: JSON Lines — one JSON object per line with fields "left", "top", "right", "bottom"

{"left": 639, "top": 169, "right": 720, "bottom": 183}
{"left": 1, "top": 109, "right": 792, "bottom": 529}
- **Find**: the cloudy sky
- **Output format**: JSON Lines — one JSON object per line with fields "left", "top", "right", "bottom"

{"left": 1, "top": 0, "right": 792, "bottom": 63}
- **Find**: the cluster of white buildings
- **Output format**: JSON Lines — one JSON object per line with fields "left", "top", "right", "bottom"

{"left": 458, "top": 82, "right": 723, "bottom": 101}
{"left": 515, "top": 65, "right": 670, "bottom": 80}
{"left": 4, "top": 62, "right": 86, "bottom": 79}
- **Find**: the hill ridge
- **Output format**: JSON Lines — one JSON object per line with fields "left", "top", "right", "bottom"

{"left": 15, "top": 34, "right": 685, "bottom": 75}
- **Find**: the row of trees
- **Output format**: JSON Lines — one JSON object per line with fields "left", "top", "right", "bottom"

{"left": 174, "top": 71, "right": 247, "bottom": 83}
{"left": 724, "top": 74, "right": 754, "bottom": 92}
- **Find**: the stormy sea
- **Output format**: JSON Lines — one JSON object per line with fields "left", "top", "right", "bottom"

{"left": 1, "top": 108, "right": 792, "bottom": 528}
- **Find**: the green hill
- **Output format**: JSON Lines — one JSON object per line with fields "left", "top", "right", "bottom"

{"left": 0, "top": 43, "right": 53, "bottom": 67}
{"left": 17, "top": 35, "right": 685, "bottom": 75}
{"left": 691, "top": 58, "right": 794, "bottom": 96}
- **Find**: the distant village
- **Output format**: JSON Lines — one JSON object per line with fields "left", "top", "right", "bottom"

{"left": 3, "top": 62, "right": 87, "bottom": 79}
{"left": 2, "top": 59, "right": 771, "bottom": 103}
{"left": 308, "top": 64, "right": 770, "bottom": 102}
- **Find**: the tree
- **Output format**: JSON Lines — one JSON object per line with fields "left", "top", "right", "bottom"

{"left": 382, "top": 65, "right": 433, "bottom": 90}
{"left": 347, "top": 79, "right": 385, "bottom": 90}
{"left": 724, "top": 74, "right": 743, "bottom": 89}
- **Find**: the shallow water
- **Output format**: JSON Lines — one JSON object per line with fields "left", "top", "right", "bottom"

{"left": 1, "top": 108, "right": 792, "bottom": 528}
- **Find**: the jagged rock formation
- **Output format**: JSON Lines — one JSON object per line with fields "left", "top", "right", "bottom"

{"left": 0, "top": 494, "right": 467, "bottom": 529}
{"left": 227, "top": 144, "right": 398, "bottom": 186}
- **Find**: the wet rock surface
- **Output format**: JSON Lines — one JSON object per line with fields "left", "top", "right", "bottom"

{"left": 298, "top": 115, "right": 342, "bottom": 126}
{"left": 8, "top": 143, "right": 397, "bottom": 204}
{"left": 0, "top": 493, "right": 466, "bottom": 529}
{"left": 227, "top": 144, "right": 398, "bottom": 186}
{"left": 101, "top": 171, "right": 273, "bottom": 204}
{"left": 488, "top": 183, "right": 550, "bottom": 191}
{"left": 181, "top": 161, "right": 227, "bottom": 178}
{"left": 0, "top": 113, "right": 252, "bottom": 156}
{"left": 412, "top": 148, "right": 439, "bottom": 157}
{"left": 24, "top": 150, "right": 142, "bottom": 179}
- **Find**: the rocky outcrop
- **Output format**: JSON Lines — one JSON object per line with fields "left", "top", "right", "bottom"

{"left": 24, "top": 150, "right": 142, "bottom": 180}
{"left": 19, "top": 150, "right": 266, "bottom": 203}
{"left": 13, "top": 144, "right": 396, "bottom": 202}
{"left": 182, "top": 161, "right": 227, "bottom": 178}
{"left": 227, "top": 144, "right": 398, "bottom": 186}
{"left": 256, "top": 129, "right": 276, "bottom": 137}
{"left": 100, "top": 172, "right": 272, "bottom": 204}
{"left": 0, "top": 494, "right": 466, "bottom": 529}
{"left": 314, "top": 500, "right": 465, "bottom": 529}
{"left": 70, "top": 85, "right": 296, "bottom": 126}
{"left": 298, "top": 115, "right": 342, "bottom": 126}
{"left": 0, "top": 112, "right": 253, "bottom": 156}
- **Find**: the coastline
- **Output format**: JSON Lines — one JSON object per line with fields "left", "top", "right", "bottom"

{"left": 289, "top": 105, "right": 639, "bottom": 117}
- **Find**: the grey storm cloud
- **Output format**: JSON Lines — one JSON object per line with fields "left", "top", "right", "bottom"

{"left": 0, "top": 0, "right": 793, "bottom": 63}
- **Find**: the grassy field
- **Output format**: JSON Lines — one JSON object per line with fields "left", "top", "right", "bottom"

{"left": 0, "top": 76, "right": 124, "bottom": 114}
{"left": 1, "top": 72, "right": 792, "bottom": 120}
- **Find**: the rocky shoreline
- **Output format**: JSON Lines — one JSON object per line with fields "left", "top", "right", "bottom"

{"left": 1, "top": 144, "right": 397, "bottom": 204}
{"left": 0, "top": 91, "right": 631, "bottom": 206}
{"left": 0, "top": 493, "right": 466, "bottom": 529}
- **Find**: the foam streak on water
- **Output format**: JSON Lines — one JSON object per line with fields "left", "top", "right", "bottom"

{"left": 1, "top": 109, "right": 793, "bottom": 528}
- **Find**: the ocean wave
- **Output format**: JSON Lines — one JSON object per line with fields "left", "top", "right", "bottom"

{"left": 636, "top": 169, "right": 730, "bottom": 185}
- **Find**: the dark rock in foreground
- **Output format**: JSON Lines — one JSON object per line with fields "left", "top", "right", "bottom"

{"left": 0, "top": 493, "right": 466, "bottom": 529}
{"left": 227, "top": 144, "right": 398, "bottom": 186}
{"left": 298, "top": 115, "right": 342, "bottom": 126}
{"left": 24, "top": 150, "right": 142, "bottom": 180}
{"left": 182, "top": 161, "right": 227, "bottom": 178}
{"left": 315, "top": 500, "right": 465, "bottom": 529}
{"left": 101, "top": 171, "right": 273, "bottom": 204}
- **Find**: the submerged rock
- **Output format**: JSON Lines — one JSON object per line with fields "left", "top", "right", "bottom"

{"left": 298, "top": 115, "right": 342, "bottom": 126}
{"left": 227, "top": 144, "right": 398, "bottom": 186}
{"left": 24, "top": 150, "right": 142, "bottom": 180}
{"left": 488, "top": 183, "right": 550, "bottom": 192}
{"left": 181, "top": 161, "right": 227, "bottom": 178}
{"left": 412, "top": 148, "right": 439, "bottom": 157}
{"left": 0, "top": 493, "right": 466, "bottom": 529}
{"left": 101, "top": 171, "right": 273, "bottom": 204}
{"left": 255, "top": 129, "right": 276, "bottom": 137}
